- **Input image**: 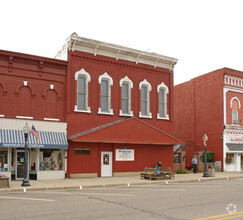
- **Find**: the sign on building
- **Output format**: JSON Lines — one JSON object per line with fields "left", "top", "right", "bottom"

{"left": 116, "top": 147, "right": 134, "bottom": 161}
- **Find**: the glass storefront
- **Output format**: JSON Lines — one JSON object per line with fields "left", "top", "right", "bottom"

{"left": 39, "top": 149, "right": 64, "bottom": 171}
{"left": 0, "top": 149, "right": 8, "bottom": 171}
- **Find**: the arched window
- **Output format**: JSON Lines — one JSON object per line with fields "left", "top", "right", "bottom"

{"left": 19, "top": 86, "right": 32, "bottom": 117}
{"left": 98, "top": 72, "right": 113, "bottom": 115}
{"left": 119, "top": 76, "right": 133, "bottom": 116}
{"left": 157, "top": 82, "right": 169, "bottom": 120}
{"left": 139, "top": 79, "right": 152, "bottom": 118}
{"left": 74, "top": 68, "right": 91, "bottom": 113}
{"left": 231, "top": 96, "right": 241, "bottom": 124}
{"left": 0, "top": 84, "right": 3, "bottom": 115}
{"left": 46, "top": 89, "right": 58, "bottom": 119}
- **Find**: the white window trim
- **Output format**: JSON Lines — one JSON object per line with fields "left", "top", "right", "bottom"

{"left": 119, "top": 76, "right": 133, "bottom": 117}
{"left": 139, "top": 79, "right": 152, "bottom": 118}
{"left": 157, "top": 82, "right": 169, "bottom": 120}
{"left": 74, "top": 68, "right": 91, "bottom": 113}
{"left": 98, "top": 72, "right": 114, "bottom": 115}
{"left": 230, "top": 96, "right": 241, "bottom": 109}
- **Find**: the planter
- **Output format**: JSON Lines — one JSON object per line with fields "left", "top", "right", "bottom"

{"left": 0, "top": 177, "right": 10, "bottom": 188}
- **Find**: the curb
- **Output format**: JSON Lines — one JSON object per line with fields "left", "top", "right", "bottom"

{"left": 1, "top": 175, "right": 243, "bottom": 192}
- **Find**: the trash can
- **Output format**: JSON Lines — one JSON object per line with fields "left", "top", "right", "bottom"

{"left": 208, "top": 166, "right": 215, "bottom": 177}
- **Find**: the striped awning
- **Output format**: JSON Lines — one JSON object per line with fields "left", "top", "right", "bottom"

{"left": 0, "top": 129, "right": 68, "bottom": 149}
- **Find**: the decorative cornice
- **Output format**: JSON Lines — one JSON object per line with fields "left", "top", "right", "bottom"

{"left": 64, "top": 33, "right": 178, "bottom": 71}
{"left": 224, "top": 75, "right": 243, "bottom": 88}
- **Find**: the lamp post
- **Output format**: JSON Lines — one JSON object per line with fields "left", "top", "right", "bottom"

{"left": 22, "top": 122, "right": 30, "bottom": 187}
{"left": 203, "top": 134, "right": 208, "bottom": 177}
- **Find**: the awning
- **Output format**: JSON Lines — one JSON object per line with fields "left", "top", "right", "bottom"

{"left": 0, "top": 129, "right": 68, "bottom": 149}
{"left": 69, "top": 117, "right": 182, "bottom": 145}
{"left": 226, "top": 143, "right": 243, "bottom": 151}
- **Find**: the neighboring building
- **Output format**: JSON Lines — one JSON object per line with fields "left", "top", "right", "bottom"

{"left": 174, "top": 67, "right": 243, "bottom": 171}
{"left": 56, "top": 33, "right": 181, "bottom": 178}
{"left": 0, "top": 49, "right": 68, "bottom": 180}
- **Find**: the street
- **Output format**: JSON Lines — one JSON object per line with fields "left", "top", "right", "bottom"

{"left": 1, "top": 178, "right": 243, "bottom": 220}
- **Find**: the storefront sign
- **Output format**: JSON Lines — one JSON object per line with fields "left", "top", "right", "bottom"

{"left": 227, "top": 134, "right": 243, "bottom": 144}
{"left": 116, "top": 147, "right": 134, "bottom": 161}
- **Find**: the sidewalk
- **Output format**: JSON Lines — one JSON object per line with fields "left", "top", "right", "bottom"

{"left": 1, "top": 172, "right": 243, "bottom": 192}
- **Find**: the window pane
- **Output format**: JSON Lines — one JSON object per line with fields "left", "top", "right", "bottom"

{"left": 122, "top": 83, "right": 129, "bottom": 114}
{"left": 101, "top": 80, "right": 108, "bottom": 96}
{"left": 101, "top": 97, "right": 108, "bottom": 112}
{"left": 122, "top": 83, "right": 129, "bottom": 98}
{"left": 122, "top": 99, "right": 129, "bottom": 114}
{"left": 78, "top": 94, "right": 86, "bottom": 110}
{"left": 141, "top": 85, "right": 148, "bottom": 115}
{"left": 78, "top": 76, "right": 86, "bottom": 93}
{"left": 77, "top": 76, "right": 87, "bottom": 110}
{"left": 141, "top": 86, "right": 148, "bottom": 100}
{"left": 141, "top": 101, "right": 148, "bottom": 115}
{"left": 159, "top": 88, "right": 165, "bottom": 117}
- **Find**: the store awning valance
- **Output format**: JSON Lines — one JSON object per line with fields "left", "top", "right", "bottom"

{"left": 0, "top": 129, "right": 68, "bottom": 149}
{"left": 68, "top": 117, "right": 182, "bottom": 145}
{"left": 226, "top": 143, "right": 243, "bottom": 151}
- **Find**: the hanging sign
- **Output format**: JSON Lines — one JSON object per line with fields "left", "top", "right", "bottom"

{"left": 116, "top": 147, "right": 134, "bottom": 161}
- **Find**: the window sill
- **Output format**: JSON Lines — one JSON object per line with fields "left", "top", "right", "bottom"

{"left": 74, "top": 105, "right": 91, "bottom": 113}
{"left": 139, "top": 112, "right": 152, "bottom": 119}
{"left": 119, "top": 110, "right": 133, "bottom": 117}
{"left": 16, "top": 116, "right": 33, "bottom": 119}
{"left": 44, "top": 118, "right": 60, "bottom": 121}
{"left": 98, "top": 108, "right": 114, "bottom": 115}
{"left": 157, "top": 114, "right": 169, "bottom": 120}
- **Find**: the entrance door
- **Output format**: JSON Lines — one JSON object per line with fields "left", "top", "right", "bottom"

{"left": 101, "top": 152, "right": 112, "bottom": 177}
{"left": 16, "top": 150, "right": 29, "bottom": 180}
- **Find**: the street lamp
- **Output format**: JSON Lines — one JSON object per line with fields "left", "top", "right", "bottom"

{"left": 203, "top": 134, "right": 208, "bottom": 177}
{"left": 22, "top": 122, "right": 30, "bottom": 187}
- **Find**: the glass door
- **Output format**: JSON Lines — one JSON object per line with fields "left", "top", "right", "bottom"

{"left": 16, "top": 150, "right": 28, "bottom": 180}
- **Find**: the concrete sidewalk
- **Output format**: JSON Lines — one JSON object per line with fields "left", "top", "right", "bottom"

{"left": 1, "top": 172, "right": 243, "bottom": 192}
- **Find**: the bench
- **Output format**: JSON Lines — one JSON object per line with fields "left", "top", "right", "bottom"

{"left": 140, "top": 167, "right": 174, "bottom": 180}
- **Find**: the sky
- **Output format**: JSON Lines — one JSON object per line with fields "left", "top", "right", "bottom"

{"left": 1, "top": 0, "right": 243, "bottom": 85}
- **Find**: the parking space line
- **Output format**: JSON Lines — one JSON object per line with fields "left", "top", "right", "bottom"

{"left": 194, "top": 211, "right": 243, "bottom": 220}
{"left": 0, "top": 196, "right": 54, "bottom": 202}
{"left": 33, "top": 191, "right": 134, "bottom": 197}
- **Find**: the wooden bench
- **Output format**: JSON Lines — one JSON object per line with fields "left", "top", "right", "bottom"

{"left": 158, "top": 167, "right": 174, "bottom": 179}
{"left": 140, "top": 167, "right": 174, "bottom": 180}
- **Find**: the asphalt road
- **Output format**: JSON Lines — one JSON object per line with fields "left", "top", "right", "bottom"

{"left": 1, "top": 178, "right": 243, "bottom": 220}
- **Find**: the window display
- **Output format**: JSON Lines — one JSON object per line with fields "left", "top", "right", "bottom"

{"left": 39, "top": 149, "right": 64, "bottom": 171}
{"left": 0, "top": 149, "right": 8, "bottom": 171}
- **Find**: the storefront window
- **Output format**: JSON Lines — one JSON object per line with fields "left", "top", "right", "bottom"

{"left": 0, "top": 149, "right": 8, "bottom": 171}
{"left": 225, "top": 153, "right": 234, "bottom": 164}
{"left": 39, "top": 149, "right": 64, "bottom": 171}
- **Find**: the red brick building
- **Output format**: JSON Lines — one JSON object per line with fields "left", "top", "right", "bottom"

{"left": 56, "top": 33, "right": 181, "bottom": 177}
{"left": 0, "top": 49, "right": 68, "bottom": 180}
{"left": 174, "top": 68, "right": 243, "bottom": 171}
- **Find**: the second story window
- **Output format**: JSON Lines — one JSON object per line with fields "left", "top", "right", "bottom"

{"left": 231, "top": 97, "right": 241, "bottom": 124}
{"left": 101, "top": 79, "right": 109, "bottom": 112}
{"left": 77, "top": 76, "right": 87, "bottom": 110}
{"left": 119, "top": 76, "right": 133, "bottom": 116}
{"left": 139, "top": 79, "right": 152, "bottom": 118}
{"left": 98, "top": 72, "right": 113, "bottom": 115}
{"left": 157, "top": 82, "right": 169, "bottom": 120}
{"left": 74, "top": 68, "right": 91, "bottom": 113}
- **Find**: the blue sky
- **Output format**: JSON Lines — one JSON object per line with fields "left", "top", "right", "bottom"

{"left": 1, "top": 0, "right": 243, "bottom": 85}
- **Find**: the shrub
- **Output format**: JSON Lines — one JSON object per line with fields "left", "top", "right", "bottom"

{"left": 176, "top": 169, "right": 189, "bottom": 174}
{"left": 202, "top": 151, "right": 214, "bottom": 163}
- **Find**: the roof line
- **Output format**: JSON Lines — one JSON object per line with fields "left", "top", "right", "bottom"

{"left": 133, "top": 117, "right": 182, "bottom": 142}
{"left": 68, "top": 117, "right": 131, "bottom": 140}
